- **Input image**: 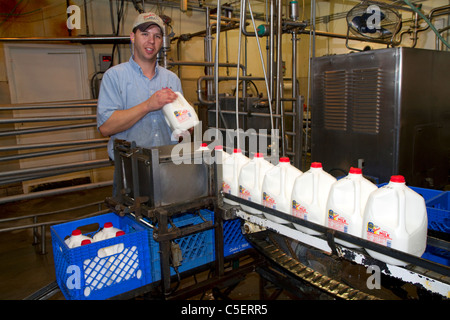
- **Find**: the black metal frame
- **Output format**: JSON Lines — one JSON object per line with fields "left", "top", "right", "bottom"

{"left": 105, "top": 139, "right": 234, "bottom": 296}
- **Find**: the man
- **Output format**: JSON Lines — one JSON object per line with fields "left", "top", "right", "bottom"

{"left": 97, "top": 11, "right": 182, "bottom": 161}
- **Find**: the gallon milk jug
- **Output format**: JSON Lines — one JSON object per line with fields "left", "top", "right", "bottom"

{"left": 291, "top": 162, "right": 337, "bottom": 235}
{"left": 214, "top": 145, "right": 230, "bottom": 165}
{"left": 162, "top": 92, "right": 199, "bottom": 134}
{"left": 94, "top": 222, "right": 125, "bottom": 257}
{"left": 222, "top": 149, "right": 250, "bottom": 205}
{"left": 101, "top": 230, "right": 126, "bottom": 286}
{"left": 326, "top": 167, "right": 378, "bottom": 248}
{"left": 261, "top": 157, "right": 303, "bottom": 224}
{"left": 363, "top": 175, "right": 428, "bottom": 266}
{"left": 197, "top": 142, "right": 209, "bottom": 151}
{"left": 238, "top": 153, "right": 274, "bottom": 214}
{"left": 93, "top": 222, "right": 123, "bottom": 242}
{"left": 65, "top": 229, "right": 93, "bottom": 248}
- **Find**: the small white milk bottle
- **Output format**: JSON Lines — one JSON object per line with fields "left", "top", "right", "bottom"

{"left": 326, "top": 167, "right": 378, "bottom": 248}
{"left": 291, "top": 162, "right": 337, "bottom": 235}
{"left": 261, "top": 157, "right": 303, "bottom": 224}
{"left": 362, "top": 175, "right": 428, "bottom": 266}
{"left": 222, "top": 148, "right": 250, "bottom": 205}
{"left": 238, "top": 153, "right": 274, "bottom": 214}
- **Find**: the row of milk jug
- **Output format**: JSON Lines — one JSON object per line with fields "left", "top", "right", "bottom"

{"left": 65, "top": 222, "right": 125, "bottom": 257}
{"left": 218, "top": 147, "right": 427, "bottom": 266}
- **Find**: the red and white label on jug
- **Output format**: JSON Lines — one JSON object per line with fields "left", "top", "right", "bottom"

{"left": 292, "top": 200, "right": 308, "bottom": 220}
{"left": 262, "top": 192, "right": 276, "bottom": 209}
{"left": 174, "top": 109, "right": 191, "bottom": 123}
{"left": 222, "top": 181, "right": 231, "bottom": 194}
{"left": 239, "top": 185, "right": 252, "bottom": 201}
{"left": 366, "top": 221, "right": 392, "bottom": 247}
{"left": 327, "top": 209, "right": 349, "bottom": 233}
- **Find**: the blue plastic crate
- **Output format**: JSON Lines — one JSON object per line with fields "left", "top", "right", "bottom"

{"left": 223, "top": 218, "right": 251, "bottom": 256}
{"left": 51, "top": 212, "right": 152, "bottom": 300}
{"left": 377, "top": 183, "right": 443, "bottom": 202}
{"left": 422, "top": 245, "right": 450, "bottom": 267}
{"left": 148, "top": 210, "right": 215, "bottom": 282}
{"left": 425, "top": 191, "right": 450, "bottom": 233}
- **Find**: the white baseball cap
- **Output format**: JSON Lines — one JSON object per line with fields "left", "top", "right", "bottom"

{"left": 132, "top": 12, "right": 165, "bottom": 33}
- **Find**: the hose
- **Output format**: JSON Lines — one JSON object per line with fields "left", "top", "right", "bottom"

{"left": 403, "top": 0, "right": 450, "bottom": 49}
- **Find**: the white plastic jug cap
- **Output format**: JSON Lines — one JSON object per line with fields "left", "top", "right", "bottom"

{"left": 311, "top": 162, "right": 322, "bottom": 168}
{"left": 234, "top": 148, "right": 242, "bottom": 153}
{"left": 390, "top": 175, "right": 405, "bottom": 183}
{"left": 254, "top": 153, "right": 264, "bottom": 158}
{"left": 81, "top": 239, "right": 91, "bottom": 246}
{"left": 116, "top": 231, "right": 125, "bottom": 237}
{"left": 279, "top": 157, "right": 290, "bottom": 163}
{"left": 72, "top": 229, "right": 82, "bottom": 236}
{"left": 104, "top": 222, "right": 113, "bottom": 228}
{"left": 349, "top": 167, "right": 362, "bottom": 174}
{"left": 214, "top": 145, "right": 223, "bottom": 150}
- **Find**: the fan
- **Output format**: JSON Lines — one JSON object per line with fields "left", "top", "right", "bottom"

{"left": 346, "top": 1, "right": 402, "bottom": 40}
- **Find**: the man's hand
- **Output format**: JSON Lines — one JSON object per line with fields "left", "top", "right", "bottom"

{"left": 98, "top": 88, "right": 178, "bottom": 137}
{"left": 147, "top": 87, "right": 178, "bottom": 111}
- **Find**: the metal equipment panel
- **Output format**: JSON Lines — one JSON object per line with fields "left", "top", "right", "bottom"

{"left": 109, "top": 140, "right": 217, "bottom": 217}
{"left": 311, "top": 48, "right": 450, "bottom": 187}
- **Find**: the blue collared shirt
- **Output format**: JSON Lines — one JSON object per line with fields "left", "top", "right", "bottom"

{"left": 97, "top": 57, "right": 182, "bottom": 159}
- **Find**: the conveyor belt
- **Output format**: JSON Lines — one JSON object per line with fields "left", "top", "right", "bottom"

{"left": 225, "top": 193, "right": 450, "bottom": 298}
{"left": 246, "top": 231, "right": 380, "bottom": 300}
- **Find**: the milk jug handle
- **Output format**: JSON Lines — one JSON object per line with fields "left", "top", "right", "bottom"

{"left": 312, "top": 172, "right": 318, "bottom": 205}
{"left": 254, "top": 162, "right": 259, "bottom": 187}
{"left": 280, "top": 166, "right": 286, "bottom": 198}
{"left": 353, "top": 179, "right": 361, "bottom": 217}
{"left": 396, "top": 188, "right": 408, "bottom": 234}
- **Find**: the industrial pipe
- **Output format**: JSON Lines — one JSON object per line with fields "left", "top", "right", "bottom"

{"left": 0, "top": 123, "right": 96, "bottom": 137}
{"left": 197, "top": 75, "right": 266, "bottom": 105}
{"left": 0, "top": 115, "right": 96, "bottom": 124}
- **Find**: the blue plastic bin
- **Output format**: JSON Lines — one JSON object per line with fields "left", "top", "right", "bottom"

{"left": 223, "top": 218, "right": 251, "bottom": 256}
{"left": 148, "top": 210, "right": 215, "bottom": 282}
{"left": 425, "top": 191, "right": 449, "bottom": 234}
{"left": 377, "top": 183, "right": 443, "bottom": 202}
{"left": 51, "top": 212, "right": 152, "bottom": 300}
{"left": 422, "top": 246, "right": 450, "bottom": 267}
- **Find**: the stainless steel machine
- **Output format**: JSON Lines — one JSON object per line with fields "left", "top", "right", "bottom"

{"left": 311, "top": 47, "right": 450, "bottom": 188}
